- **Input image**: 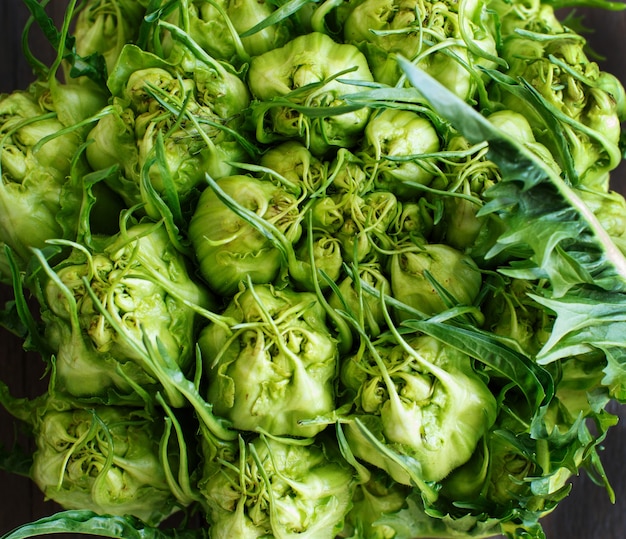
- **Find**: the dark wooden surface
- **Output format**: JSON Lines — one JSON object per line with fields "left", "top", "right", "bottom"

{"left": 1, "top": 1, "right": 626, "bottom": 537}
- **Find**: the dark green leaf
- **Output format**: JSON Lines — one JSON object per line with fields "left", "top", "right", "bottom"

{"left": 397, "top": 56, "right": 626, "bottom": 375}
{"left": 239, "top": 0, "right": 320, "bottom": 38}
{"left": 0, "top": 441, "right": 32, "bottom": 477}
{"left": 402, "top": 319, "right": 554, "bottom": 411}
{"left": 0, "top": 510, "right": 205, "bottom": 539}
{"left": 21, "top": 0, "right": 62, "bottom": 49}
{"left": 22, "top": 0, "right": 108, "bottom": 85}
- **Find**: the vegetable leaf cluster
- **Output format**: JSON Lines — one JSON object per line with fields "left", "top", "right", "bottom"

{"left": 1, "top": 0, "right": 626, "bottom": 538}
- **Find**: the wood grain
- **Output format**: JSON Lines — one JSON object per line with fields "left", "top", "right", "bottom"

{"left": 1, "top": 1, "right": 625, "bottom": 538}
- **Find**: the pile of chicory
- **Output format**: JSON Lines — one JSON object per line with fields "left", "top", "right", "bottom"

{"left": 2, "top": 0, "right": 626, "bottom": 538}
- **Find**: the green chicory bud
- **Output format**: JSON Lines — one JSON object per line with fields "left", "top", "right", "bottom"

{"left": 31, "top": 404, "right": 181, "bottom": 526}
{"left": 596, "top": 71, "right": 626, "bottom": 122}
{"left": 389, "top": 242, "right": 483, "bottom": 317}
{"left": 581, "top": 86, "right": 622, "bottom": 144}
{"left": 342, "top": 0, "right": 498, "bottom": 96}
{"left": 362, "top": 108, "right": 441, "bottom": 197}
{"left": 342, "top": 334, "right": 498, "bottom": 484}
{"left": 247, "top": 32, "right": 374, "bottom": 156}
{"left": 575, "top": 187, "right": 626, "bottom": 240}
{"left": 41, "top": 220, "right": 212, "bottom": 400}
{"left": 340, "top": 472, "right": 410, "bottom": 539}
{"left": 483, "top": 432, "right": 537, "bottom": 506}
{"left": 482, "top": 277, "right": 552, "bottom": 356}
{"left": 441, "top": 195, "right": 485, "bottom": 252}
{"left": 74, "top": 0, "right": 148, "bottom": 76}
{"left": 487, "top": 110, "right": 561, "bottom": 174}
{"left": 87, "top": 44, "right": 249, "bottom": 211}
{"left": 226, "top": 0, "right": 294, "bottom": 57}
{"left": 311, "top": 193, "right": 346, "bottom": 234}
{"left": 491, "top": 25, "right": 622, "bottom": 182}
{"left": 293, "top": 231, "right": 344, "bottom": 291}
{"left": 323, "top": 190, "right": 398, "bottom": 263}
{"left": 388, "top": 199, "right": 434, "bottom": 242}
{"left": 329, "top": 148, "right": 371, "bottom": 194}
{"left": 436, "top": 137, "right": 500, "bottom": 254}
{"left": 489, "top": 0, "right": 563, "bottom": 38}
{"left": 1, "top": 88, "right": 80, "bottom": 182}
{"left": 501, "top": 32, "right": 596, "bottom": 122}
{"left": 159, "top": 0, "right": 293, "bottom": 65}
{"left": 200, "top": 435, "right": 356, "bottom": 538}
{"left": 260, "top": 141, "right": 328, "bottom": 195}
{"left": 0, "top": 85, "right": 86, "bottom": 275}
{"left": 329, "top": 258, "right": 391, "bottom": 337}
{"left": 198, "top": 283, "right": 338, "bottom": 438}
{"left": 189, "top": 175, "right": 302, "bottom": 296}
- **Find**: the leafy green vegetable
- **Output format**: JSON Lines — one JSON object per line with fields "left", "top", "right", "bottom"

{"left": 21, "top": 0, "right": 109, "bottom": 85}
{"left": 389, "top": 242, "right": 483, "bottom": 317}
{"left": 198, "top": 282, "right": 339, "bottom": 438}
{"left": 35, "top": 218, "right": 213, "bottom": 403}
{"left": 189, "top": 174, "right": 302, "bottom": 296}
{"left": 247, "top": 31, "right": 374, "bottom": 156}
{"left": 199, "top": 434, "right": 356, "bottom": 538}
{"left": 86, "top": 39, "right": 250, "bottom": 215}
{"left": 0, "top": 385, "right": 192, "bottom": 527}
{"left": 362, "top": 107, "right": 441, "bottom": 196}
{"left": 30, "top": 405, "right": 182, "bottom": 526}
{"left": 0, "top": 81, "right": 103, "bottom": 279}
{"left": 340, "top": 330, "right": 497, "bottom": 484}
{"left": 340, "top": 0, "right": 500, "bottom": 95}
{"left": 74, "top": 0, "right": 149, "bottom": 76}
{"left": 2, "top": 0, "right": 626, "bottom": 537}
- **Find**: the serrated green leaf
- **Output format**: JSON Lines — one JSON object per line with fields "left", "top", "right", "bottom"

{"left": 397, "top": 55, "right": 626, "bottom": 293}
{"left": 531, "top": 289, "right": 626, "bottom": 363}
{"left": 601, "top": 346, "right": 626, "bottom": 402}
